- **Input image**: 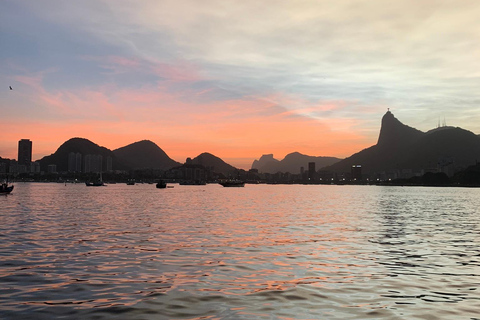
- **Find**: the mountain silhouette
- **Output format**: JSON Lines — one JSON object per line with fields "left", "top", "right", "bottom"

{"left": 252, "top": 154, "right": 279, "bottom": 172}
{"left": 113, "top": 140, "right": 180, "bottom": 170}
{"left": 377, "top": 111, "right": 424, "bottom": 148}
{"left": 252, "top": 152, "right": 341, "bottom": 174}
{"left": 190, "top": 152, "right": 238, "bottom": 176}
{"left": 324, "top": 111, "right": 480, "bottom": 175}
{"left": 38, "top": 137, "right": 123, "bottom": 172}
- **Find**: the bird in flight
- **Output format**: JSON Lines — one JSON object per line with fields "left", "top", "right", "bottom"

{"left": 9, "top": 86, "right": 12, "bottom": 90}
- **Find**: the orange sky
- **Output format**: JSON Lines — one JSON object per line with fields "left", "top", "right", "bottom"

{"left": 3, "top": 1, "right": 480, "bottom": 169}
{"left": 0, "top": 86, "right": 376, "bottom": 169}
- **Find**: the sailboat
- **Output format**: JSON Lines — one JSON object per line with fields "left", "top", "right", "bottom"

{"left": 85, "top": 173, "right": 105, "bottom": 186}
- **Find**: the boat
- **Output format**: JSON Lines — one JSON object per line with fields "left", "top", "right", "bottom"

{"left": 85, "top": 173, "right": 105, "bottom": 186}
{"left": 179, "top": 180, "right": 206, "bottom": 185}
{"left": 0, "top": 180, "right": 14, "bottom": 194}
{"left": 219, "top": 179, "right": 245, "bottom": 187}
{"left": 156, "top": 180, "right": 167, "bottom": 189}
{"left": 85, "top": 181, "right": 105, "bottom": 187}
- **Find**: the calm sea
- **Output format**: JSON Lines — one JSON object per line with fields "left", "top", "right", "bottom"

{"left": 1, "top": 183, "right": 479, "bottom": 319}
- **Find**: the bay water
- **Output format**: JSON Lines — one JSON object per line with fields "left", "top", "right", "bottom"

{"left": 1, "top": 183, "right": 479, "bottom": 319}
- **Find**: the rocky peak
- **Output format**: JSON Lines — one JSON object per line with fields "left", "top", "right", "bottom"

{"left": 377, "top": 111, "right": 424, "bottom": 147}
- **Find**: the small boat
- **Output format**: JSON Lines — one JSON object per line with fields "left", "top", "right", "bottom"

{"left": 85, "top": 181, "right": 105, "bottom": 187}
{"left": 0, "top": 181, "right": 14, "bottom": 194}
{"left": 179, "top": 180, "right": 206, "bottom": 185}
{"left": 219, "top": 180, "right": 245, "bottom": 187}
{"left": 156, "top": 180, "right": 167, "bottom": 189}
{"left": 86, "top": 173, "right": 105, "bottom": 186}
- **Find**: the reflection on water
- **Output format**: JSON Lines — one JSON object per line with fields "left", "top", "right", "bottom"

{"left": 0, "top": 183, "right": 479, "bottom": 319}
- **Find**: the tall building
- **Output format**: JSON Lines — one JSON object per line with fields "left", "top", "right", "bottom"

{"left": 68, "top": 152, "right": 82, "bottom": 172}
{"left": 351, "top": 165, "right": 362, "bottom": 181}
{"left": 308, "top": 162, "right": 316, "bottom": 180}
{"left": 18, "top": 139, "right": 32, "bottom": 166}
{"left": 84, "top": 154, "right": 103, "bottom": 173}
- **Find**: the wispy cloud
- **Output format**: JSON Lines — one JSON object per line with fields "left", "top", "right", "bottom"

{"left": 2, "top": 1, "right": 480, "bottom": 167}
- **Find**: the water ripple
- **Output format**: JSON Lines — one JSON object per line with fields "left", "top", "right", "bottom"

{"left": 0, "top": 183, "right": 479, "bottom": 319}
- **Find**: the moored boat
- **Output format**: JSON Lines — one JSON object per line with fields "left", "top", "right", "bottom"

{"left": 219, "top": 180, "right": 245, "bottom": 187}
{"left": 0, "top": 181, "right": 14, "bottom": 194}
{"left": 86, "top": 173, "right": 105, "bottom": 186}
{"left": 85, "top": 181, "right": 105, "bottom": 186}
{"left": 156, "top": 180, "right": 167, "bottom": 188}
{"left": 179, "top": 180, "right": 206, "bottom": 185}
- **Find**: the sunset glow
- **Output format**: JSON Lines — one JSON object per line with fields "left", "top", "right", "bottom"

{"left": 2, "top": 1, "right": 480, "bottom": 168}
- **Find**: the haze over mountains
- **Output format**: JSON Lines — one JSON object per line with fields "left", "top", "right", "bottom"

{"left": 251, "top": 153, "right": 341, "bottom": 174}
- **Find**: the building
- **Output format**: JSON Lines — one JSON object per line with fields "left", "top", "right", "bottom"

{"left": 308, "top": 162, "right": 316, "bottom": 181}
{"left": 84, "top": 154, "right": 103, "bottom": 173}
{"left": 18, "top": 139, "right": 32, "bottom": 167}
{"left": 47, "top": 164, "right": 57, "bottom": 173}
{"left": 351, "top": 165, "right": 362, "bottom": 181}
{"left": 30, "top": 161, "right": 41, "bottom": 173}
{"left": 0, "top": 162, "right": 6, "bottom": 174}
{"left": 68, "top": 152, "right": 82, "bottom": 172}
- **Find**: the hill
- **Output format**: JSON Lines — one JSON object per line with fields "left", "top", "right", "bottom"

{"left": 113, "top": 140, "right": 180, "bottom": 170}
{"left": 38, "top": 138, "right": 123, "bottom": 172}
{"left": 190, "top": 152, "right": 238, "bottom": 176}
{"left": 324, "top": 111, "right": 480, "bottom": 175}
{"left": 252, "top": 152, "right": 341, "bottom": 174}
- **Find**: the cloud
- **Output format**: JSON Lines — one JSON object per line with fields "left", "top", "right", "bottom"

{"left": 3, "top": 1, "right": 480, "bottom": 167}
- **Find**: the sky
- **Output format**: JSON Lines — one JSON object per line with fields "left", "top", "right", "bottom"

{"left": 1, "top": 0, "right": 480, "bottom": 169}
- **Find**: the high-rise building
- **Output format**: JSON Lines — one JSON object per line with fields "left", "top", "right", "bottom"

{"left": 18, "top": 139, "right": 32, "bottom": 166}
{"left": 308, "top": 162, "right": 316, "bottom": 180}
{"left": 351, "top": 165, "right": 362, "bottom": 181}
{"left": 84, "top": 154, "right": 103, "bottom": 173}
{"left": 68, "top": 152, "right": 82, "bottom": 172}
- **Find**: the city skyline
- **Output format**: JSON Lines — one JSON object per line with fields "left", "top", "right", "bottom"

{"left": 2, "top": 1, "right": 480, "bottom": 169}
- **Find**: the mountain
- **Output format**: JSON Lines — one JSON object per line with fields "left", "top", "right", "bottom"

{"left": 376, "top": 110, "right": 424, "bottom": 148}
{"left": 38, "top": 137, "right": 122, "bottom": 172}
{"left": 251, "top": 152, "right": 341, "bottom": 174}
{"left": 113, "top": 140, "right": 180, "bottom": 170}
{"left": 252, "top": 154, "right": 279, "bottom": 172}
{"left": 190, "top": 152, "right": 238, "bottom": 176}
{"left": 324, "top": 111, "right": 480, "bottom": 175}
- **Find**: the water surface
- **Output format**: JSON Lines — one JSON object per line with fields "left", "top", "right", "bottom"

{"left": 1, "top": 183, "right": 479, "bottom": 319}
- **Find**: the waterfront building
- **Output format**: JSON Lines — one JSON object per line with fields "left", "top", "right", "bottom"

{"left": 18, "top": 139, "right": 32, "bottom": 167}
{"left": 308, "top": 162, "right": 316, "bottom": 181}
{"left": 47, "top": 164, "right": 57, "bottom": 173}
{"left": 351, "top": 165, "right": 362, "bottom": 181}
{"left": 68, "top": 152, "right": 82, "bottom": 172}
{"left": 84, "top": 154, "right": 103, "bottom": 173}
{"left": 30, "top": 161, "right": 41, "bottom": 173}
{"left": 0, "top": 162, "right": 6, "bottom": 174}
